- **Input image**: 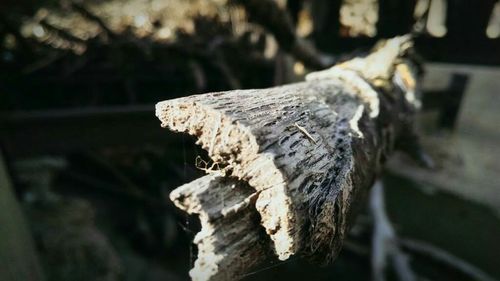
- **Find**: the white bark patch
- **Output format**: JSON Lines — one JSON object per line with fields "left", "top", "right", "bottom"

{"left": 307, "top": 68, "right": 380, "bottom": 118}
{"left": 349, "top": 105, "right": 365, "bottom": 138}
{"left": 338, "top": 35, "right": 412, "bottom": 81}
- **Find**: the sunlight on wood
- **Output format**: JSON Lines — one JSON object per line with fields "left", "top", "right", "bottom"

{"left": 339, "top": 0, "right": 378, "bottom": 37}
{"left": 296, "top": 6, "right": 313, "bottom": 37}
{"left": 427, "top": 0, "right": 447, "bottom": 37}
{"left": 414, "top": 0, "right": 430, "bottom": 19}
{"left": 486, "top": 1, "right": 500, "bottom": 38}
{"left": 293, "top": 61, "right": 305, "bottom": 75}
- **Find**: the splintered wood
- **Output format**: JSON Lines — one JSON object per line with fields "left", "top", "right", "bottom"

{"left": 170, "top": 175, "right": 270, "bottom": 280}
{"left": 156, "top": 36, "right": 420, "bottom": 281}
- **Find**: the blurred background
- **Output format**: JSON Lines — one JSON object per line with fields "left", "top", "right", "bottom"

{"left": 0, "top": 0, "right": 499, "bottom": 280}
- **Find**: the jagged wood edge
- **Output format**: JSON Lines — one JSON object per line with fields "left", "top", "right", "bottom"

{"left": 170, "top": 175, "right": 271, "bottom": 281}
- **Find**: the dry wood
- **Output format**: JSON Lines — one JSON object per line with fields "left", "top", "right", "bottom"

{"left": 170, "top": 174, "right": 271, "bottom": 280}
{"left": 157, "top": 35, "right": 421, "bottom": 281}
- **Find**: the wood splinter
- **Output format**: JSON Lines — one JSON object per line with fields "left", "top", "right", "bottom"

{"left": 158, "top": 35, "right": 422, "bottom": 281}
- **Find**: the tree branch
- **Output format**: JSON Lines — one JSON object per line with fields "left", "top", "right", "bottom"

{"left": 157, "top": 35, "right": 421, "bottom": 281}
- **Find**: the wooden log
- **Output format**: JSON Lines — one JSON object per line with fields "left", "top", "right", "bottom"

{"left": 157, "top": 35, "right": 420, "bottom": 280}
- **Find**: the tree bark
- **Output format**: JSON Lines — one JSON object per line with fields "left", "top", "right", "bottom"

{"left": 156, "top": 35, "right": 421, "bottom": 281}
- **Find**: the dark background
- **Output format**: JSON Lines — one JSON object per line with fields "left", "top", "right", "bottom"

{"left": 1, "top": 1, "right": 499, "bottom": 280}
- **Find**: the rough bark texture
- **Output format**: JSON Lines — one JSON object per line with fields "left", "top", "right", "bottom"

{"left": 157, "top": 36, "right": 420, "bottom": 281}
{"left": 170, "top": 175, "right": 271, "bottom": 281}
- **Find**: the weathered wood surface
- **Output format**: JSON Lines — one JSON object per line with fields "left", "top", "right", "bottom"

{"left": 156, "top": 36, "right": 420, "bottom": 281}
{"left": 170, "top": 175, "right": 271, "bottom": 280}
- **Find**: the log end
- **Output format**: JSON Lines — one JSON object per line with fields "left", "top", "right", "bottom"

{"left": 157, "top": 98, "right": 301, "bottom": 259}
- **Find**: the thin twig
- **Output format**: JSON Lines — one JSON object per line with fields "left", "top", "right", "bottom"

{"left": 400, "top": 238, "right": 498, "bottom": 281}
{"left": 370, "top": 181, "right": 417, "bottom": 281}
{"left": 294, "top": 122, "right": 317, "bottom": 143}
{"left": 39, "top": 19, "right": 87, "bottom": 44}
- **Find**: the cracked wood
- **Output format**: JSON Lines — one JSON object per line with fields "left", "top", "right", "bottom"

{"left": 157, "top": 36, "right": 420, "bottom": 281}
